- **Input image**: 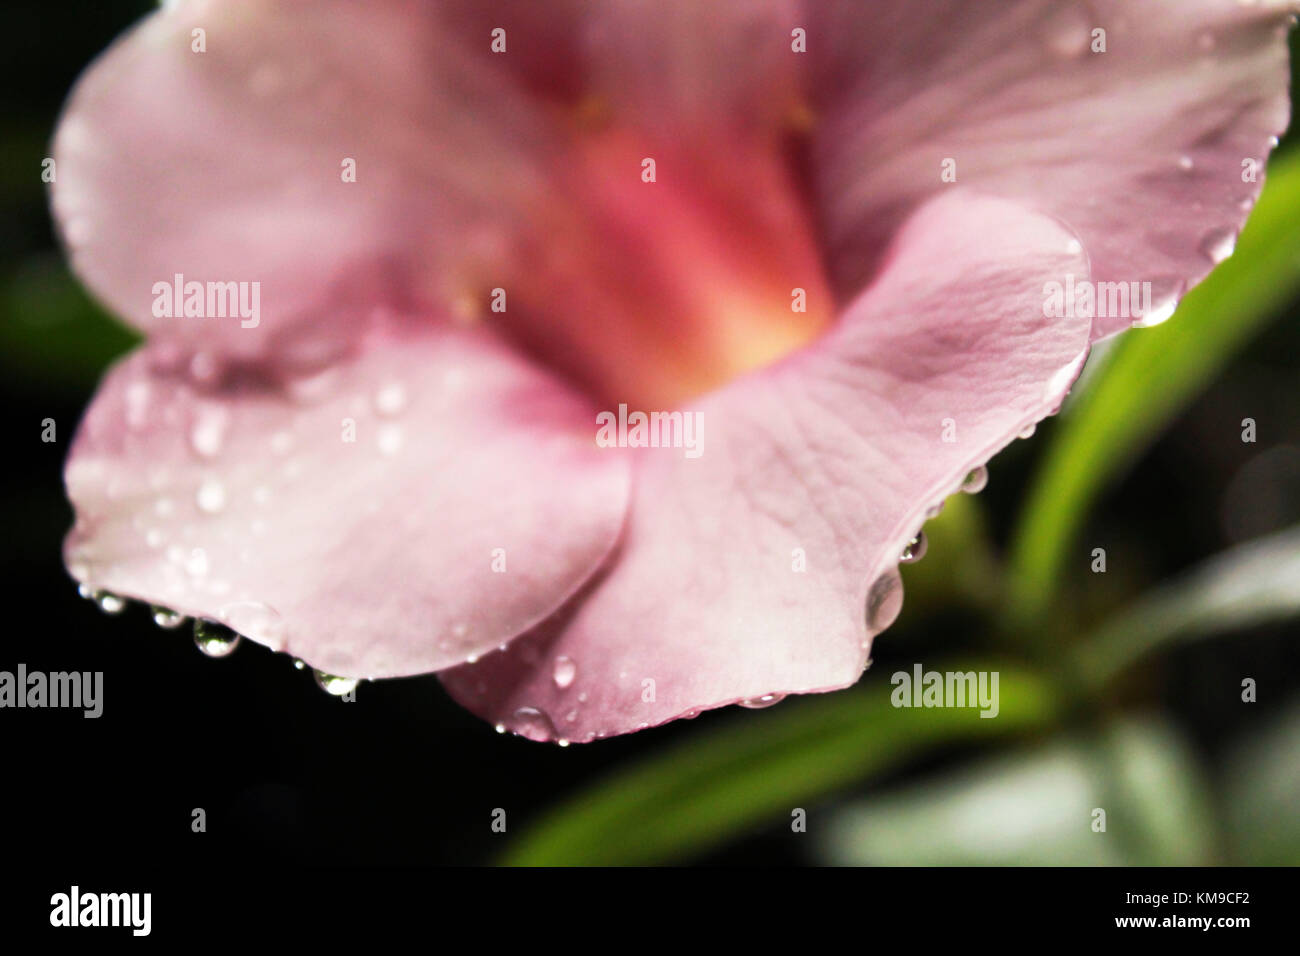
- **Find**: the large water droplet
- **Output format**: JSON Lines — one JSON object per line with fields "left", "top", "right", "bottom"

{"left": 1132, "top": 278, "right": 1183, "bottom": 328}
{"left": 152, "top": 605, "right": 186, "bottom": 629}
{"left": 961, "top": 465, "right": 989, "bottom": 494}
{"left": 866, "top": 569, "right": 904, "bottom": 634}
{"left": 900, "top": 532, "right": 928, "bottom": 564}
{"left": 739, "top": 693, "right": 786, "bottom": 709}
{"left": 510, "top": 706, "right": 557, "bottom": 742}
{"left": 193, "top": 619, "right": 241, "bottom": 657}
{"left": 313, "top": 670, "right": 358, "bottom": 696}
{"left": 552, "top": 655, "right": 577, "bottom": 690}
{"left": 1198, "top": 226, "right": 1237, "bottom": 265}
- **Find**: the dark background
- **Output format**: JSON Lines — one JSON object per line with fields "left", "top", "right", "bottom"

{"left": 3, "top": 1, "right": 1299, "bottom": 869}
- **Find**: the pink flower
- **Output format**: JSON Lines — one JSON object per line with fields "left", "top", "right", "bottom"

{"left": 53, "top": 0, "right": 1296, "bottom": 742}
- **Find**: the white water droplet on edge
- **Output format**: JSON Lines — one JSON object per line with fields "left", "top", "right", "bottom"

{"left": 961, "top": 465, "right": 989, "bottom": 494}
{"left": 1199, "top": 226, "right": 1238, "bottom": 265}
{"left": 511, "top": 707, "right": 557, "bottom": 742}
{"left": 313, "top": 670, "right": 359, "bottom": 696}
{"left": 152, "top": 605, "right": 186, "bottom": 629}
{"left": 739, "top": 693, "right": 786, "bottom": 710}
{"left": 94, "top": 590, "right": 127, "bottom": 615}
{"left": 900, "top": 532, "right": 928, "bottom": 564}
{"left": 193, "top": 619, "right": 241, "bottom": 657}
{"left": 866, "top": 569, "right": 904, "bottom": 634}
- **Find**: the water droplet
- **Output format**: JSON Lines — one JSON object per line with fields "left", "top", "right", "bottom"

{"left": 185, "top": 547, "right": 209, "bottom": 577}
{"left": 190, "top": 407, "right": 228, "bottom": 458}
{"left": 313, "top": 670, "right": 358, "bottom": 696}
{"left": 1132, "top": 277, "right": 1184, "bottom": 328}
{"left": 1044, "top": 5, "right": 1091, "bottom": 57}
{"left": 1198, "top": 226, "right": 1237, "bottom": 265}
{"left": 557, "top": 738, "right": 571, "bottom": 748}
{"left": 552, "top": 656, "right": 577, "bottom": 690}
{"left": 925, "top": 502, "right": 945, "bottom": 519}
{"left": 77, "top": 583, "right": 93, "bottom": 600}
{"left": 1178, "top": 155, "right": 1195, "bottom": 171}
{"left": 377, "top": 424, "right": 404, "bottom": 456}
{"left": 94, "top": 590, "right": 127, "bottom": 615}
{"left": 961, "top": 465, "right": 989, "bottom": 494}
{"left": 193, "top": 619, "right": 241, "bottom": 657}
{"left": 866, "top": 569, "right": 904, "bottom": 634}
{"left": 739, "top": 693, "right": 786, "bottom": 709}
{"left": 152, "top": 605, "right": 186, "bottom": 629}
{"left": 373, "top": 383, "right": 407, "bottom": 416}
{"left": 196, "top": 479, "right": 226, "bottom": 514}
{"left": 1019, "top": 423, "right": 1037, "bottom": 440}
{"left": 510, "top": 706, "right": 557, "bottom": 742}
{"left": 292, "top": 658, "right": 306, "bottom": 670}
{"left": 494, "top": 723, "right": 507, "bottom": 734}
{"left": 900, "top": 531, "right": 928, "bottom": 564}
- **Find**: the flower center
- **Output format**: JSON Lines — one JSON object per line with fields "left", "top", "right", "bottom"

{"left": 466, "top": 125, "right": 833, "bottom": 411}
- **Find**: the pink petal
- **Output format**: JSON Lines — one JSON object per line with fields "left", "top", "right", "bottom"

{"left": 809, "top": 0, "right": 1298, "bottom": 339}
{"left": 50, "top": 0, "right": 565, "bottom": 364}
{"left": 441, "top": 192, "right": 1092, "bottom": 742}
{"left": 63, "top": 328, "right": 630, "bottom": 679}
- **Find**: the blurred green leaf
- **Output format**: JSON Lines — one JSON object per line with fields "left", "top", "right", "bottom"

{"left": 898, "top": 491, "right": 1000, "bottom": 619}
{"left": 1222, "top": 696, "right": 1300, "bottom": 865}
{"left": 502, "top": 663, "right": 1058, "bottom": 866}
{"left": 1006, "top": 150, "right": 1300, "bottom": 627}
{"left": 0, "top": 255, "right": 139, "bottom": 391}
{"left": 816, "top": 717, "right": 1215, "bottom": 865}
{"left": 1071, "top": 524, "right": 1300, "bottom": 689}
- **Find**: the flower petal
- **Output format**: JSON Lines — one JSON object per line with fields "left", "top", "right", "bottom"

{"left": 441, "top": 192, "right": 1092, "bottom": 742}
{"left": 50, "top": 0, "right": 564, "bottom": 363}
{"left": 63, "top": 328, "right": 630, "bottom": 678}
{"left": 809, "top": 0, "right": 1298, "bottom": 339}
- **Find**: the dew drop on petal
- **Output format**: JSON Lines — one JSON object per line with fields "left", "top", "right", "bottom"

{"left": 739, "top": 693, "right": 786, "bottom": 709}
{"left": 1198, "top": 226, "right": 1237, "bottom": 265}
{"left": 373, "top": 383, "right": 407, "bottom": 416}
{"left": 196, "top": 479, "right": 226, "bottom": 514}
{"left": 152, "top": 605, "right": 186, "bottom": 629}
{"left": 193, "top": 619, "right": 241, "bottom": 657}
{"left": 1018, "top": 423, "right": 1037, "bottom": 440}
{"left": 511, "top": 707, "right": 557, "bottom": 742}
{"left": 313, "top": 670, "right": 358, "bottom": 696}
{"left": 94, "top": 590, "right": 127, "bottom": 615}
{"left": 552, "top": 655, "right": 577, "bottom": 690}
{"left": 900, "top": 531, "right": 928, "bottom": 564}
{"left": 961, "top": 465, "right": 989, "bottom": 494}
{"left": 866, "top": 569, "right": 904, "bottom": 635}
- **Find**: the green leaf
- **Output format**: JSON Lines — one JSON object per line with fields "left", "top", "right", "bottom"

{"left": 1070, "top": 524, "right": 1300, "bottom": 689}
{"left": 816, "top": 716, "right": 1215, "bottom": 866}
{"left": 0, "top": 256, "right": 139, "bottom": 392}
{"left": 1222, "top": 696, "right": 1300, "bottom": 865}
{"left": 501, "top": 663, "right": 1059, "bottom": 866}
{"left": 1005, "top": 150, "right": 1300, "bottom": 627}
